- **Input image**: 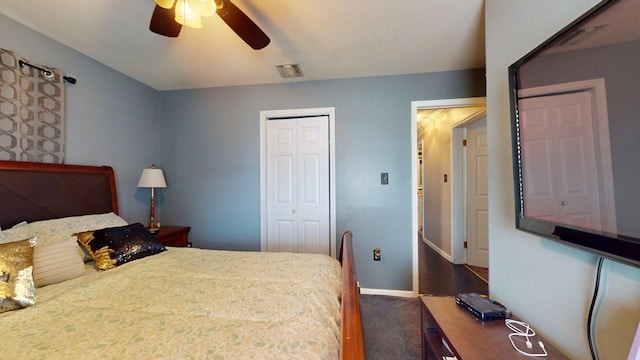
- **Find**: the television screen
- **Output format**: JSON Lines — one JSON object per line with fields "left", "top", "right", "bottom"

{"left": 509, "top": 0, "right": 640, "bottom": 267}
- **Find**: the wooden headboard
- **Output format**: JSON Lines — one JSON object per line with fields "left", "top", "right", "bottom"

{"left": 0, "top": 160, "right": 118, "bottom": 229}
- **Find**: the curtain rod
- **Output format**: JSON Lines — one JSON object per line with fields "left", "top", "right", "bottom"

{"left": 18, "top": 60, "right": 77, "bottom": 85}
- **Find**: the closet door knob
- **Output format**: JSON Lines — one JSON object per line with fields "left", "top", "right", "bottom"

{"left": 292, "top": 209, "right": 296, "bottom": 213}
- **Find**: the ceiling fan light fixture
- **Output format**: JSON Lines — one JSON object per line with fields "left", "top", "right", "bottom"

{"left": 275, "top": 64, "right": 304, "bottom": 78}
{"left": 155, "top": 0, "right": 176, "bottom": 9}
{"left": 150, "top": 0, "right": 270, "bottom": 50}
{"left": 187, "top": 0, "right": 216, "bottom": 17}
{"left": 175, "top": 0, "right": 203, "bottom": 28}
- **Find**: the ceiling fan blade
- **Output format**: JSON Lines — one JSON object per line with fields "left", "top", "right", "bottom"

{"left": 216, "top": 0, "right": 270, "bottom": 50}
{"left": 150, "top": 4, "right": 182, "bottom": 37}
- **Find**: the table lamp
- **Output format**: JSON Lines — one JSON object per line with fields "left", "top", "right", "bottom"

{"left": 137, "top": 164, "right": 167, "bottom": 233}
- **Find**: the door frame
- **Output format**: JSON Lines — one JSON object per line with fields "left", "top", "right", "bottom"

{"left": 417, "top": 139, "right": 424, "bottom": 233}
{"left": 411, "top": 97, "right": 486, "bottom": 296}
{"left": 259, "top": 107, "right": 337, "bottom": 258}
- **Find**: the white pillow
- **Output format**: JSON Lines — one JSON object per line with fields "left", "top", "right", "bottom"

{"left": 33, "top": 237, "right": 85, "bottom": 287}
{"left": 11, "top": 221, "right": 27, "bottom": 228}
{"left": 1, "top": 212, "right": 128, "bottom": 248}
{"left": 0, "top": 222, "right": 27, "bottom": 244}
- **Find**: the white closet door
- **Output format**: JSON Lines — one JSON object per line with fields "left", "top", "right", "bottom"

{"left": 267, "top": 119, "right": 297, "bottom": 252}
{"left": 266, "top": 116, "right": 330, "bottom": 255}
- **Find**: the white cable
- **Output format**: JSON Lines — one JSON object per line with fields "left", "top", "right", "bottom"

{"left": 505, "top": 319, "right": 548, "bottom": 357}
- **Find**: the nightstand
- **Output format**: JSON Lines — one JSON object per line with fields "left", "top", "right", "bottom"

{"left": 155, "top": 226, "right": 191, "bottom": 247}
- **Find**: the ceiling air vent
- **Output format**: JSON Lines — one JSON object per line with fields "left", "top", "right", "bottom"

{"left": 555, "top": 24, "right": 607, "bottom": 47}
{"left": 275, "top": 63, "right": 304, "bottom": 78}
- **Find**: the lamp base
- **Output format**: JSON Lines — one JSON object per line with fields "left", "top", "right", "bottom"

{"left": 147, "top": 224, "right": 161, "bottom": 233}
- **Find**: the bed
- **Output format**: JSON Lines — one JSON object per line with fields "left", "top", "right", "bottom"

{"left": 0, "top": 160, "right": 364, "bottom": 359}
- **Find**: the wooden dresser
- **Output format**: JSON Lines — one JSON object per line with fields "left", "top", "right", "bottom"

{"left": 421, "top": 295, "right": 567, "bottom": 359}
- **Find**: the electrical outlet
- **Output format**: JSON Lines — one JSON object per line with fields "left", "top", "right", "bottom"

{"left": 373, "top": 247, "right": 381, "bottom": 261}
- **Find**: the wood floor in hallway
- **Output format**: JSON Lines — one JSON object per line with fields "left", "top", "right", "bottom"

{"left": 418, "top": 238, "right": 489, "bottom": 296}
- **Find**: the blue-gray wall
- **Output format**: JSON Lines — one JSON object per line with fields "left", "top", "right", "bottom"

{"left": 1, "top": 14, "right": 160, "bottom": 224}
{"left": 159, "top": 72, "right": 485, "bottom": 291}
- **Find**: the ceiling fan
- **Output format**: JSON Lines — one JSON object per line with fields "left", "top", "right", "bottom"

{"left": 149, "top": 0, "right": 270, "bottom": 50}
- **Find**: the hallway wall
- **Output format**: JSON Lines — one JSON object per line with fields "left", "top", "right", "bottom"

{"left": 418, "top": 107, "right": 485, "bottom": 261}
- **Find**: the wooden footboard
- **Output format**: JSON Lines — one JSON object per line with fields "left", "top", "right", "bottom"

{"left": 340, "top": 230, "right": 365, "bottom": 359}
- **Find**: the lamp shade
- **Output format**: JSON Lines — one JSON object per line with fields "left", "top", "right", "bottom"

{"left": 137, "top": 168, "right": 167, "bottom": 188}
{"left": 188, "top": 0, "right": 216, "bottom": 17}
{"left": 155, "top": 0, "right": 175, "bottom": 9}
{"left": 175, "top": 0, "right": 203, "bottom": 28}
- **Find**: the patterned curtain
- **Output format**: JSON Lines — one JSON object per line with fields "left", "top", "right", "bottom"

{"left": 0, "top": 48, "right": 66, "bottom": 163}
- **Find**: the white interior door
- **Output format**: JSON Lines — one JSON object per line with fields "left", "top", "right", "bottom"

{"left": 266, "top": 116, "right": 330, "bottom": 255}
{"left": 519, "top": 92, "right": 603, "bottom": 231}
{"left": 267, "top": 119, "right": 297, "bottom": 252}
{"left": 465, "top": 119, "right": 489, "bottom": 267}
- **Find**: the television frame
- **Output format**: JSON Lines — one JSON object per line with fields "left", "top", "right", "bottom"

{"left": 508, "top": 0, "right": 640, "bottom": 268}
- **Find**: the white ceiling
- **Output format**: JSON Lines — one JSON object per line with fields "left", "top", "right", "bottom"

{"left": 0, "top": 0, "right": 485, "bottom": 91}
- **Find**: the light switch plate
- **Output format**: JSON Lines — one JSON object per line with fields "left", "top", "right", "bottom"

{"left": 381, "top": 173, "right": 389, "bottom": 185}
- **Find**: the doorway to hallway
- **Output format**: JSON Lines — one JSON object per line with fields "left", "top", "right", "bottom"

{"left": 410, "top": 98, "right": 487, "bottom": 296}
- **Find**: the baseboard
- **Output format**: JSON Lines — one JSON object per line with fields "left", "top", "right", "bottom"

{"left": 360, "top": 288, "right": 415, "bottom": 298}
{"left": 422, "top": 236, "right": 454, "bottom": 263}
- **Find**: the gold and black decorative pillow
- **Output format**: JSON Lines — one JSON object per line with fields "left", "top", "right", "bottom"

{"left": 0, "top": 238, "right": 36, "bottom": 313}
{"left": 75, "top": 223, "right": 166, "bottom": 271}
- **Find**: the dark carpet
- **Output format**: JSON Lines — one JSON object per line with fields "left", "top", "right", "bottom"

{"left": 360, "top": 294, "right": 422, "bottom": 360}
{"left": 359, "top": 240, "right": 489, "bottom": 359}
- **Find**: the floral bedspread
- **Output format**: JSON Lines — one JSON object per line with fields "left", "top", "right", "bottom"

{"left": 1, "top": 248, "right": 342, "bottom": 359}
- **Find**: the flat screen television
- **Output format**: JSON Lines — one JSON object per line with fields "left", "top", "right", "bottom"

{"left": 509, "top": 0, "right": 640, "bottom": 267}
